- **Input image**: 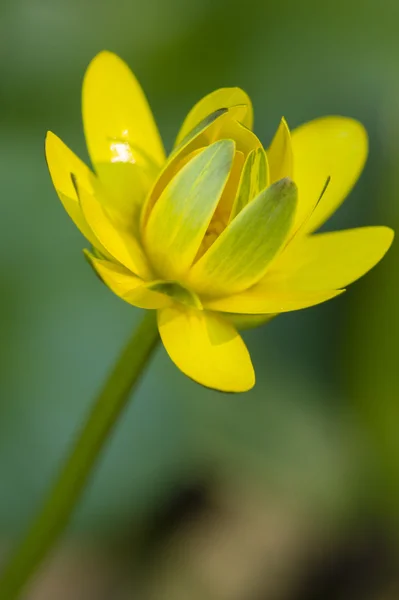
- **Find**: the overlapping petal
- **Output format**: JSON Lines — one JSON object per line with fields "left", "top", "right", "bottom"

{"left": 204, "top": 289, "right": 343, "bottom": 314}
{"left": 92, "top": 156, "right": 158, "bottom": 237}
{"left": 175, "top": 87, "right": 253, "bottom": 147}
{"left": 144, "top": 140, "right": 235, "bottom": 280}
{"left": 216, "top": 118, "right": 262, "bottom": 156}
{"left": 230, "top": 147, "right": 269, "bottom": 220}
{"left": 157, "top": 306, "right": 254, "bottom": 392}
{"left": 46, "top": 51, "right": 394, "bottom": 394}
{"left": 205, "top": 226, "right": 394, "bottom": 316}
{"left": 188, "top": 179, "right": 297, "bottom": 296}
{"left": 76, "top": 180, "right": 152, "bottom": 279}
{"left": 45, "top": 132, "right": 106, "bottom": 251}
{"left": 85, "top": 251, "right": 170, "bottom": 309}
{"left": 141, "top": 108, "right": 240, "bottom": 228}
{"left": 213, "top": 150, "right": 245, "bottom": 224}
{"left": 82, "top": 52, "right": 166, "bottom": 233}
{"left": 291, "top": 117, "right": 368, "bottom": 233}
{"left": 261, "top": 226, "right": 394, "bottom": 290}
{"left": 267, "top": 118, "right": 293, "bottom": 183}
{"left": 83, "top": 51, "right": 165, "bottom": 168}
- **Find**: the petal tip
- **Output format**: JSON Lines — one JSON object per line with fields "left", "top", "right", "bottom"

{"left": 45, "top": 130, "right": 60, "bottom": 153}
{"left": 385, "top": 226, "right": 395, "bottom": 243}
{"left": 235, "top": 370, "right": 256, "bottom": 393}
{"left": 87, "top": 49, "right": 122, "bottom": 68}
{"left": 270, "top": 176, "right": 298, "bottom": 198}
{"left": 377, "top": 225, "right": 395, "bottom": 256}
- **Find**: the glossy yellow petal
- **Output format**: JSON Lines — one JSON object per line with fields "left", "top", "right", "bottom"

{"left": 82, "top": 51, "right": 165, "bottom": 170}
{"left": 46, "top": 132, "right": 94, "bottom": 196}
{"left": 45, "top": 131, "right": 109, "bottom": 250}
{"left": 267, "top": 118, "right": 293, "bottom": 183}
{"left": 262, "top": 226, "right": 394, "bottom": 290}
{"left": 171, "top": 108, "right": 230, "bottom": 159}
{"left": 173, "top": 106, "right": 249, "bottom": 156}
{"left": 142, "top": 109, "right": 234, "bottom": 228}
{"left": 85, "top": 251, "right": 170, "bottom": 309}
{"left": 142, "top": 106, "right": 253, "bottom": 229}
{"left": 175, "top": 88, "right": 253, "bottom": 146}
{"left": 214, "top": 150, "right": 245, "bottom": 223}
{"left": 157, "top": 306, "right": 254, "bottom": 392}
{"left": 230, "top": 147, "right": 269, "bottom": 220}
{"left": 216, "top": 118, "right": 262, "bottom": 156}
{"left": 76, "top": 179, "right": 152, "bottom": 279}
{"left": 144, "top": 140, "right": 235, "bottom": 280}
{"left": 292, "top": 117, "right": 368, "bottom": 233}
{"left": 205, "top": 289, "right": 343, "bottom": 314}
{"left": 94, "top": 153, "right": 159, "bottom": 238}
{"left": 189, "top": 179, "right": 297, "bottom": 296}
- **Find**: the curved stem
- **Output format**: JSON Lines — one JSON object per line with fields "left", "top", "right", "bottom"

{"left": 0, "top": 310, "right": 159, "bottom": 599}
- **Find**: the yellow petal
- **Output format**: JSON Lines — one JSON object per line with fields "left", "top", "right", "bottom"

{"left": 291, "top": 117, "right": 368, "bottom": 233}
{"left": 262, "top": 226, "right": 394, "bottom": 290}
{"left": 188, "top": 178, "right": 297, "bottom": 296}
{"left": 267, "top": 118, "right": 293, "bottom": 183}
{"left": 215, "top": 150, "right": 245, "bottom": 222}
{"left": 205, "top": 288, "right": 343, "bottom": 314}
{"left": 216, "top": 118, "right": 262, "bottom": 156}
{"left": 142, "top": 106, "right": 252, "bottom": 229}
{"left": 94, "top": 154, "right": 158, "bottom": 238}
{"left": 175, "top": 88, "right": 253, "bottom": 147}
{"left": 76, "top": 179, "right": 152, "bottom": 279}
{"left": 230, "top": 147, "right": 269, "bottom": 220}
{"left": 45, "top": 131, "right": 107, "bottom": 251}
{"left": 157, "top": 306, "right": 254, "bottom": 392}
{"left": 171, "top": 108, "right": 230, "bottom": 159}
{"left": 143, "top": 140, "right": 235, "bottom": 280}
{"left": 82, "top": 51, "right": 165, "bottom": 170}
{"left": 85, "top": 251, "right": 170, "bottom": 309}
{"left": 141, "top": 109, "right": 233, "bottom": 228}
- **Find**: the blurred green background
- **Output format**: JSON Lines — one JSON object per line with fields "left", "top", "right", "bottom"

{"left": 0, "top": 0, "right": 398, "bottom": 596}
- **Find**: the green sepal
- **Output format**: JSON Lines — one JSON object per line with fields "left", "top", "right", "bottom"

{"left": 147, "top": 281, "right": 203, "bottom": 310}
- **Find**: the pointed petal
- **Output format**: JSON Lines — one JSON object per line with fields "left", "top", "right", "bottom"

{"left": 291, "top": 117, "right": 368, "bottom": 233}
{"left": 230, "top": 147, "right": 269, "bottom": 220}
{"left": 85, "top": 251, "right": 170, "bottom": 309}
{"left": 216, "top": 118, "right": 262, "bottom": 156}
{"left": 82, "top": 51, "right": 165, "bottom": 171}
{"left": 214, "top": 150, "right": 245, "bottom": 223}
{"left": 205, "top": 226, "right": 394, "bottom": 314}
{"left": 188, "top": 178, "right": 297, "bottom": 296}
{"left": 45, "top": 131, "right": 107, "bottom": 250}
{"left": 175, "top": 88, "right": 253, "bottom": 146}
{"left": 157, "top": 306, "right": 254, "bottom": 392}
{"left": 142, "top": 107, "right": 248, "bottom": 228}
{"left": 172, "top": 106, "right": 255, "bottom": 159}
{"left": 143, "top": 140, "right": 235, "bottom": 280}
{"left": 262, "top": 226, "right": 394, "bottom": 290}
{"left": 204, "top": 288, "right": 343, "bottom": 313}
{"left": 267, "top": 118, "right": 293, "bottom": 183}
{"left": 170, "top": 108, "right": 230, "bottom": 159}
{"left": 76, "top": 180, "right": 152, "bottom": 279}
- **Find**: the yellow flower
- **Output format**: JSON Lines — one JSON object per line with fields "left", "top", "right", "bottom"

{"left": 46, "top": 51, "right": 394, "bottom": 393}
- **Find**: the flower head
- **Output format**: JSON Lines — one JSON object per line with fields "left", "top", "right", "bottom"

{"left": 46, "top": 51, "right": 394, "bottom": 392}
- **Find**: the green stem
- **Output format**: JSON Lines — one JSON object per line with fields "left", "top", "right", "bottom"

{"left": 0, "top": 310, "right": 159, "bottom": 599}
